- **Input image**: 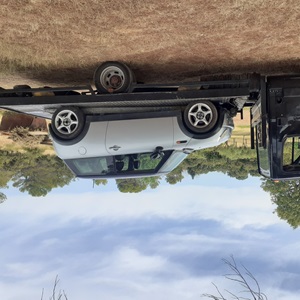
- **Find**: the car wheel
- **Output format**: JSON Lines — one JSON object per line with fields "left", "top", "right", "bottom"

{"left": 183, "top": 101, "right": 218, "bottom": 134}
{"left": 94, "top": 61, "right": 133, "bottom": 93}
{"left": 51, "top": 107, "right": 85, "bottom": 140}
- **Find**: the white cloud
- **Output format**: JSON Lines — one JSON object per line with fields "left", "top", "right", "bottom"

{"left": 4, "top": 263, "right": 42, "bottom": 278}
{"left": 109, "top": 247, "right": 166, "bottom": 273}
{"left": 0, "top": 179, "right": 298, "bottom": 300}
{"left": 270, "top": 241, "right": 300, "bottom": 267}
{"left": 0, "top": 184, "right": 279, "bottom": 229}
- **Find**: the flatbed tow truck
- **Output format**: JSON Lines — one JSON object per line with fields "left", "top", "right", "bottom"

{"left": 0, "top": 61, "right": 299, "bottom": 181}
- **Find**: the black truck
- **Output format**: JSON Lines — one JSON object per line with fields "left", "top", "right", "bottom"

{"left": 251, "top": 75, "right": 300, "bottom": 180}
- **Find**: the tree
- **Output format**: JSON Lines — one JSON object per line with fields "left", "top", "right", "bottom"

{"left": 116, "top": 176, "right": 160, "bottom": 193}
{"left": 261, "top": 179, "right": 300, "bottom": 228}
{"left": 94, "top": 179, "right": 108, "bottom": 186}
{"left": 166, "top": 169, "right": 184, "bottom": 184}
{"left": 0, "top": 192, "right": 6, "bottom": 203}
{"left": 116, "top": 178, "right": 148, "bottom": 193}
{"left": 0, "top": 144, "right": 260, "bottom": 197}
{"left": 203, "top": 256, "right": 267, "bottom": 300}
{"left": 12, "top": 155, "right": 74, "bottom": 197}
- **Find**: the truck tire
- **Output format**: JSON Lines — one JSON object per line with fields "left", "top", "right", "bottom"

{"left": 94, "top": 61, "right": 133, "bottom": 93}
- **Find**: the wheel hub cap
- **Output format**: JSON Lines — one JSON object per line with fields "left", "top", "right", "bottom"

{"left": 110, "top": 75, "right": 122, "bottom": 88}
{"left": 63, "top": 118, "right": 71, "bottom": 126}
{"left": 55, "top": 109, "right": 79, "bottom": 135}
{"left": 197, "top": 112, "right": 205, "bottom": 120}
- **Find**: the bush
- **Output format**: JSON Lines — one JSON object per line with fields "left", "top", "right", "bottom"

{"left": 10, "top": 127, "right": 46, "bottom": 146}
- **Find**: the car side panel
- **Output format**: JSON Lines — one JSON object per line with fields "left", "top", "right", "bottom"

{"left": 172, "top": 116, "right": 192, "bottom": 148}
{"left": 105, "top": 116, "right": 174, "bottom": 154}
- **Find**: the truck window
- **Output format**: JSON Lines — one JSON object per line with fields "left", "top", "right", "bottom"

{"left": 256, "top": 122, "right": 270, "bottom": 177}
{"left": 283, "top": 137, "right": 300, "bottom": 171}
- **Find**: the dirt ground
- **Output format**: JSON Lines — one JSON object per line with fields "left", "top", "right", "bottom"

{"left": 0, "top": 0, "right": 300, "bottom": 88}
{"left": 0, "top": 112, "right": 54, "bottom": 154}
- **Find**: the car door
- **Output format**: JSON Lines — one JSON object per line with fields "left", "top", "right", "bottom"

{"left": 106, "top": 116, "right": 174, "bottom": 154}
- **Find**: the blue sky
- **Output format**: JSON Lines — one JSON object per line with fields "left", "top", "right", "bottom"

{"left": 0, "top": 173, "right": 300, "bottom": 300}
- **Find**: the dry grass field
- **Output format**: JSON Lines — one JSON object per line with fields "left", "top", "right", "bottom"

{"left": 1, "top": 0, "right": 300, "bottom": 88}
{"left": 0, "top": 0, "right": 299, "bottom": 149}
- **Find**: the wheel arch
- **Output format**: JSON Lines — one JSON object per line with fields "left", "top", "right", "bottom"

{"left": 50, "top": 106, "right": 88, "bottom": 145}
{"left": 49, "top": 120, "right": 91, "bottom": 146}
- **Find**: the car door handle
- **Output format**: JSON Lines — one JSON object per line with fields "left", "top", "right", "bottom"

{"left": 109, "top": 145, "right": 121, "bottom": 151}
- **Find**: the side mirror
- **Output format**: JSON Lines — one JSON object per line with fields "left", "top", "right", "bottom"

{"left": 150, "top": 146, "right": 165, "bottom": 160}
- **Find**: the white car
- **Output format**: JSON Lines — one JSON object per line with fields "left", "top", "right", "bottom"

{"left": 49, "top": 100, "right": 234, "bottom": 179}
{"left": 47, "top": 61, "right": 235, "bottom": 179}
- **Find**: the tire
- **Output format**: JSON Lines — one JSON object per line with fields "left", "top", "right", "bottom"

{"left": 183, "top": 101, "right": 218, "bottom": 134}
{"left": 13, "top": 85, "right": 32, "bottom": 97}
{"left": 94, "top": 61, "right": 133, "bottom": 93}
{"left": 51, "top": 107, "right": 85, "bottom": 140}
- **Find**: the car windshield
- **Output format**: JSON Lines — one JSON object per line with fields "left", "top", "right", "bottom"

{"left": 65, "top": 151, "right": 173, "bottom": 178}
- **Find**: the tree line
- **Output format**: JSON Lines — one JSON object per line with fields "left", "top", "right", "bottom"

{"left": 0, "top": 148, "right": 74, "bottom": 199}
{"left": 0, "top": 145, "right": 300, "bottom": 229}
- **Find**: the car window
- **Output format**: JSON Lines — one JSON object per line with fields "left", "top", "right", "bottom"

{"left": 71, "top": 156, "right": 114, "bottom": 176}
{"left": 115, "top": 153, "right": 165, "bottom": 172}
{"left": 66, "top": 151, "right": 172, "bottom": 177}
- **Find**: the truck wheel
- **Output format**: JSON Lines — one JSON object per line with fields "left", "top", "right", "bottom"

{"left": 183, "top": 101, "right": 218, "bottom": 134}
{"left": 94, "top": 61, "right": 133, "bottom": 93}
{"left": 51, "top": 107, "right": 85, "bottom": 140}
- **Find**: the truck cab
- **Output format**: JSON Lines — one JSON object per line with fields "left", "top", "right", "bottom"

{"left": 251, "top": 75, "right": 300, "bottom": 180}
